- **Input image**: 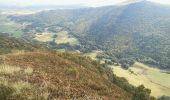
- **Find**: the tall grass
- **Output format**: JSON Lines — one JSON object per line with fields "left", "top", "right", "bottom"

{"left": 0, "top": 64, "right": 20, "bottom": 74}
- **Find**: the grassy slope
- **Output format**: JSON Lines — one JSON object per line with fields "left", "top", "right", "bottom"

{"left": 112, "top": 62, "right": 170, "bottom": 97}
{"left": 0, "top": 52, "right": 131, "bottom": 100}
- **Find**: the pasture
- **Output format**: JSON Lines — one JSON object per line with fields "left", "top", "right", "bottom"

{"left": 55, "top": 31, "right": 79, "bottom": 46}
{"left": 34, "top": 31, "right": 79, "bottom": 46}
{"left": 34, "top": 32, "right": 53, "bottom": 42}
{"left": 111, "top": 62, "right": 170, "bottom": 97}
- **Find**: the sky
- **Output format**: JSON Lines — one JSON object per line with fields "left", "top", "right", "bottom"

{"left": 0, "top": 0, "right": 170, "bottom": 7}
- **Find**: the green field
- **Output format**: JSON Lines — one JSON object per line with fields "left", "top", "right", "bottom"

{"left": 55, "top": 31, "right": 79, "bottom": 46}
{"left": 111, "top": 62, "right": 170, "bottom": 97}
{"left": 34, "top": 31, "right": 79, "bottom": 46}
{"left": 34, "top": 32, "right": 53, "bottom": 42}
{"left": 0, "top": 16, "right": 23, "bottom": 37}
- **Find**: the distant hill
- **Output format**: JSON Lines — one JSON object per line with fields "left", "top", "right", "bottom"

{"left": 10, "top": 0, "right": 170, "bottom": 69}
{"left": 0, "top": 5, "right": 87, "bottom": 10}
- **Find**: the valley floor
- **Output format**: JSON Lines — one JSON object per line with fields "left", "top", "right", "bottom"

{"left": 111, "top": 62, "right": 170, "bottom": 97}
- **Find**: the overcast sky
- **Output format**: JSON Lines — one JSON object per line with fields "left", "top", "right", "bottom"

{"left": 0, "top": 0, "right": 170, "bottom": 7}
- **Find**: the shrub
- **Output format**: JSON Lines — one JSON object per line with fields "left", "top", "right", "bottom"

{"left": 158, "top": 95, "right": 170, "bottom": 100}
{"left": 132, "top": 85, "right": 151, "bottom": 100}
{"left": 64, "top": 66, "right": 77, "bottom": 77}
{"left": 0, "top": 84, "right": 15, "bottom": 100}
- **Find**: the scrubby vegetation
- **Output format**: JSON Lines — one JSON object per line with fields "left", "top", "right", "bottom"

{"left": 158, "top": 96, "right": 170, "bottom": 100}
{"left": 0, "top": 84, "right": 15, "bottom": 100}
{"left": 0, "top": 50, "right": 157, "bottom": 99}
{"left": 0, "top": 51, "right": 132, "bottom": 99}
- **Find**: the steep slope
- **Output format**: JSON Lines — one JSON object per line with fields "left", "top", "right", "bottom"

{"left": 114, "top": 1, "right": 170, "bottom": 35}
{"left": 99, "top": 1, "right": 170, "bottom": 68}
{"left": 102, "top": 1, "right": 170, "bottom": 68}
{"left": 0, "top": 51, "right": 132, "bottom": 99}
{"left": 0, "top": 34, "right": 132, "bottom": 99}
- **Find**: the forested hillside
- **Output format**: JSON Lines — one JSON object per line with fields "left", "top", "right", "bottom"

{"left": 10, "top": 1, "right": 170, "bottom": 69}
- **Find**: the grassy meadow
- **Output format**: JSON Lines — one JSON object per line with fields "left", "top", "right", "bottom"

{"left": 34, "top": 31, "right": 79, "bottom": 46}
{"left": 55, "top": 31, "right": 79, "bottom": 46}
{"left": 34, "top": 32, "right": 53, "bottom": 42}
{"left": 111, "top": 62, "right": 170, "bottom": 97}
